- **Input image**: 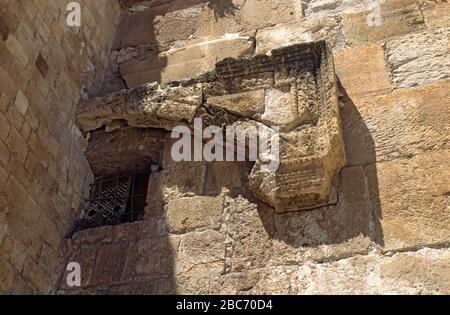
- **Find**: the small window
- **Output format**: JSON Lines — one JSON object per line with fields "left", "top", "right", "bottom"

{"left": 69, "top": 172, "right": 150, "bottom": 235}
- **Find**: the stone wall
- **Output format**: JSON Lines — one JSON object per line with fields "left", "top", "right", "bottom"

{"left": 56, "top": 0, "right": 450, "bottom": 295}
{"left": 0, "top": 0, "right": 448, "bottom": 295}
{"left": 0, "top": 0, "right": 122, "bottom": 293}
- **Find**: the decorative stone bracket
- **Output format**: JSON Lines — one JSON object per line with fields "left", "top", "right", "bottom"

{"left": 76, "top": 41, "right": 346, "bottom": 213}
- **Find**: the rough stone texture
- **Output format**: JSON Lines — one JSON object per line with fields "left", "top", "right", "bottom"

{"left": 166, "top": 196, "right": 224, "bottom": 234}
{"left": 0, "top": 0, "right": 122, "bottom": 294}
{"left": 343, "top": 82, "right": 450, "bottom": 165}
{"left": 77, "top": 83, "right": 203, "bottom": 132}
{"left": 77, "top": 42, "right": 347, "bottom": 213}
{"left": 375, "top": 151, "right": 450, "bottom": 252}
{"left": 85, "top": 127, "right": 166, "bottom": 176}
{"left": 1, "top": 0, "right": 449, "bottom": 296}
{"left": 334, "top": 43, "right": 391, "bottom": 97}
{"left": 255, "top": 17, "right": 342, "bottom": 54}
{"left": 119, "top": 35, "right": 254, "bottom": 87}
{"left": 290, "top": 248, "right": 450, "bottom": 294}
{"left": 342, "top": 0, "right": 425, "bottom": 46}
{"left": 385, "top": 27, "right": 450, "bottom": 89}
{"left": 422, "top": 0, "right": 450, "bottom": 29}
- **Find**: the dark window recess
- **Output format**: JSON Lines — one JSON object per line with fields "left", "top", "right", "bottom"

{"left": 68, "top": 172, "right": 150, "bottom": 236}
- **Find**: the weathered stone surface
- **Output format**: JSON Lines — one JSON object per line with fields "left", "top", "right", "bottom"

{"left": 166, "top": 196, "right": 224, "bottom": 234}
{"left": 248, "top": 43, "right": 346, "bottom": 212}
{"left": 342, "top": 82, "right": 450, "bottom": 165}
{"left": 176, "top": 230, "right": 225, "bottom": 274}
{"left": 291, "top": 248, "right": 450, "bottom": 294}
{"left": 76, "top": 83, "right": 202, "bottom": 133}
{"left": 108, "top": 277, "right": 175, "bottom": 295}
{"left": 224, "top": 165, "right": 375, "bottom": 274}
{"left": 204, "top": 161, "right": 245, "bottom": 195}
{"left": 123, "top": 237, "right": 180, "bottom": 280}
{"left": 61, "top": 245, "right": 97, "bottom": 288}
{"left": 146, "top": 163, "right": 207, "bottom": 216}
{"left": 91, "top": 243, "right": 129, "bottom": 285}
{"left": 206, "top": 89, "right": 265, "bottom": 119}
{"left": 342, "top": 0, "right": 425, "bottom": 46}
{"left": 385, "top": 27, "right": 450, "bottom": 89}
{"left": 304, "top": 0, "right": 367, "bottom": 16}
{"left": 261, "top": 84, "right": 300, "bottom": 131}
{"left": 0, "top": 259, "right": 14, "bottom": 293}
{"left": 119, "top": 36, "right": 254, "bottom": 87}
{"left": 375, "top": 151, "right": 450, "bottom": 252}
{"left": 117, "top": 0, "right": 300, "bottom": 53}
{"left": 81, "top": 42, "right": 346, "bottom": 213}
{"left": 255, "top": 17, "right": 341, "bottom": 54}
{"left": 239, "top": 0, "right": 302, "bottom": 30}
{"left": 119, "top": 0, "right": 172, "bottom": 9}
{"left": 334, "top": 43, "right": 391, "bottom": 97}
{"left": 0, "top": 0, "right": 122, "bottom": 293}
{"left": 422, "top": 0, "right": 450, "bottom": 29}
{"left": 86, "top": 127, "right": 166, "bottom": 175}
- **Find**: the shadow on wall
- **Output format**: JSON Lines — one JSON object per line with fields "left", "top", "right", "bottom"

{"left": 102, "top": 0, "right": 240, "bottom": 92}
{"left": 60, "top": 82, "right": 384, "bottom": 293}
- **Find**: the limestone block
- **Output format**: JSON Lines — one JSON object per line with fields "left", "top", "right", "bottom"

{"left": 290, "top": 248, "right": 450, "bottom": 294}
{"left": 304, "top": 0, "right": 367, "bottom": 16}
{"left": 176, "top": 230, "right": 225, "bottom": 274}
{"left": 166, "top": 196, "right": 224, "bottom": 234}
{"left": 374, "top": 151, "right": 450, "bottom": 252}
{"left": 204, "top": 161, "right": 245, "bottom": 195}
{"left": 223, "top": 167, "right": 375, "bottom": 273}
{"left": 385, "top": 27, "right": 450, "bottom": 89}
{"left": 256, "top": 17, "right": 341, "bottom": 54}
{"left": 342, "top": 0, "right": 425, "bottom": 46}
{"left": 334, "top": 43, "right": 391, "bottom": 97}
{"left": 422, "top": 0, "right": 450, "bottom": 29}
{"left": 91, "top": 243, "right": 129, "bottom": 285}
{"left": 343, "top": 82, "right": 450, "bottom": 165}
{"left": 123, "top": 237, "right": 180, "bottom": 280}
{"left": 261, "top": 84, "right": 300, "bottom": 131}
{"left": 117, "top": 0, "right": 298, "bottom": 52}
{"left": 119, "top": 35, "right": 254, "bottom": 87}
{"left": 239, "top": 0, "right": 301, "bottom": 30}
{"left": 145, "top": 163, "right": 207, "bottom": 217}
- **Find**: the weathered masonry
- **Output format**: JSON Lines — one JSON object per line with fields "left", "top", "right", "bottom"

{"left": 76, "top": 41, "right": 346, "bottom": 217}
{"left": 0, "top": 0, "right": 449, "bottom": 295}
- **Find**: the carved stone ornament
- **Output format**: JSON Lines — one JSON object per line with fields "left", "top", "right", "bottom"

{"left": 77, "top": 41, "right": 346, "bottom": 213}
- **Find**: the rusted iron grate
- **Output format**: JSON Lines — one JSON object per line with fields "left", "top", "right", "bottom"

{"left": 68, "top": 172, "right": 150, "bottom": 235}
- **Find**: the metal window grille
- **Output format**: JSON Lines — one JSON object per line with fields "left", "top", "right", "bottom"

{"left": 69, "top": 172, "right": 150, "bottom": 235}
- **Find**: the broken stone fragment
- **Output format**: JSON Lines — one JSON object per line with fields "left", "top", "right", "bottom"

{"left": 76, "top": 83, "right": 202, "bottom": 133}
{"left": 77, "top": 41, "right": 346, "bottom": 213}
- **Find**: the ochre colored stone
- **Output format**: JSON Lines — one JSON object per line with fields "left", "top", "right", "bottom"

{"left": 119, "top": 36, "right": 254, "bottom": 87}
{"left": 342, "top": 0, "right": 425, "bottom": 46}
{"left": 333, "top": 43, "right": 391, "bottom": 97}
{"left": 166, "top": 196, "right": 224, "bottom": 234}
